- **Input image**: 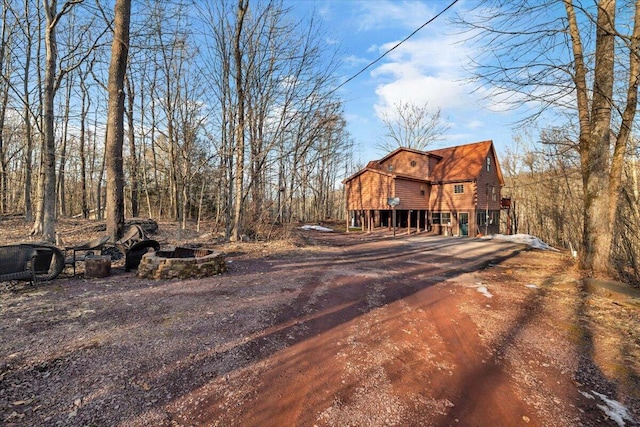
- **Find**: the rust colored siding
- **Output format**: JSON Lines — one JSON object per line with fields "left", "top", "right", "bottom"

{"left": 379, "top": 151, "right": 429, "bottom": 178}
{"left": 345, "top": 171, "right": 394, "bottom": 210}
{"left": 476, "top": 148, "right": 502, "bottom": 211}
{"left": 429, "top": 181, "right": 476, "bottom": 212}
{"left": 344, "top": 141, "right": 504, "bottom": 236}
{"left": 394, "top": 179, "right": 430, "bottom": 209}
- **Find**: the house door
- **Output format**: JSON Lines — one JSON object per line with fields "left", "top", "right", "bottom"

{"left": 459, "top": 212, "right": 469, "bottom": 236}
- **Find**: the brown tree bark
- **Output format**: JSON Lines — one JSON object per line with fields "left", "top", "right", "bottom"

{"left": 40, "top": 0, "right": 60, "bottom": 242}
{"left": 230, "top": 0, "right": 248, "bottom": 242}
{"left": 105, "top": 0, "right": 131, "bottom": 240}
{"left": 565, "top": 0, "right": 639, "bottom": 275}
{"left": 125, "top": 75, "right": 139, "bottom": 218}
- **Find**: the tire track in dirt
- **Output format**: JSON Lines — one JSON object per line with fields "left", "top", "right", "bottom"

{"left": 166, "top": 236, "right": 551, "bottom": 426}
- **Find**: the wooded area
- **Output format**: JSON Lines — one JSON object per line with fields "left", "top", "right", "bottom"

{"left": 458, "top": 0, "right": 640, "bottom": 282}
{"left": 1, "top": 0, "right": 639, "bottom": 284}
{"left": 0, "top": 0, "right": 353, "bottom": 242}
{"left": 501, "top": 130, "right": 640, "bottom": 284}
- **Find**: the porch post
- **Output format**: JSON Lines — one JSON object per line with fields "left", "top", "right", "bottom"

{"left": 346, "top": 210, "right": 350, "bottom": 233}
{"left": 407, "top": 210, "right": 411, "bottom": 235}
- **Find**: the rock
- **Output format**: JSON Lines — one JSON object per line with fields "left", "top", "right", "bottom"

{"left": 137, "top": 248, "right": 226, "bottom": 279}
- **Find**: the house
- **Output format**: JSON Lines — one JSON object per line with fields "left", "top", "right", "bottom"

{"left": 343, "top": 140, "right": 504, "bottom": 236}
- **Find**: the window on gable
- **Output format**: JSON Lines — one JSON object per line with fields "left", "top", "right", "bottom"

{"left": 388, "top": 164, "right": 394, "bottom": 172}
{"left": 411, "top": 160, "right": 417, "bottom": 167}
{"left": 454, "top": 184, "right": 464, "bottom": 194}
{"left": 486, "top": 156, "right": 491, "bottom": 172}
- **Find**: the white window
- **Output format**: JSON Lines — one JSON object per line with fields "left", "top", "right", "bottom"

{"left": 433, "top": 212, "right": 451, "bottom": 225}
{"left": 486, "top": 157, "right": 491, "bottom": 172}
{"left": 432, "top": 212, "right": 441, "bottom": 224}
{"left": 441, "top": 212, "right": 451, "bottom": 225}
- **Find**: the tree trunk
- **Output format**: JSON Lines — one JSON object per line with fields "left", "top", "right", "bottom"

{"left": 57, "top": 79, "right": 72, "bottom": 217}
{"left": 125, "top": 75, "right": 139, "bottom": 217}
{"left": 230, "top": 0, "right": 248, "bottom": 242}
{"left": 40, "top": 0, "right": 59, "bottom": 242}
{"left": 23, "top": 0, "right": 34, "bottom": 222}
{"left": 80, "top": 76, "right": 90, "bottom": 219}
{"left": 105, "top": 0, "right": 131, "bottom": 240}
{"left": 582, "top": 0, "right": 616, "bottom": 274}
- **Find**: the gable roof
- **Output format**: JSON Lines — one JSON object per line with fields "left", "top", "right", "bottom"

{"left": 343, "top": 140, "right": 504, "bottom": 185}
{"left": 342, "top": 166, "right": 431, "bottom": 184}
{"left": 376, "top": 146, "right": 441, "bottom": 164}
{"left": 429, "top": 140, "right": 497, "bottom": 183}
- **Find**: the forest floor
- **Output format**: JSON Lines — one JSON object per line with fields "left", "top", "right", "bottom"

{"left": 1, "top": 218, "right": 639, "bottom": 426}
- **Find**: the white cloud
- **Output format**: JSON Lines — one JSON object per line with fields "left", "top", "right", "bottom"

{"left": 368, "top": 22, "right": 483, "bottom": 119}
{"left": 355, "top": 0, "right": 438, "bottom": 31}
{"left": 466, "top": 120, "right": 484, "bottom": 129}
{"left": 344, "top": 54, "right": 371, "bottom": 68}
{"left": 373, "top": 73, "right": 468, "bottom": 118}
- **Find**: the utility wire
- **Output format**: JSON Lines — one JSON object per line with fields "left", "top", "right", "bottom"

{"left": 331, "top": 0, "right": 460, "bottom": 95}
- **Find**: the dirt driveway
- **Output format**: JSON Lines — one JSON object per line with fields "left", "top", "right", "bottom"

{"left": 1, "top": 230, "right": 639, "bottom": 426}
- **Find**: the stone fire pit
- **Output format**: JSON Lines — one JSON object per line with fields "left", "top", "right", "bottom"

{"left": 137, "top": 246, "right": 226, "bottom": 279}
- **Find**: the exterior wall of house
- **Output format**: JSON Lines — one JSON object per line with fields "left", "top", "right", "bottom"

{"left": 475, "top": 148, "right": 502, "bottom": 235}
{"left": 378, "top": 151, "right": 429, "bottom": 177}
{"left": 394, "top": 179, "right": 430, "bottom": 209}
{"left": 344, "top": 142, "right": 504, "bottom": 236}
{"left": 427, "top": 181, "right": 478, "bottom": 236}
{"left": 429, "top": 181, "right": 476, "bottom": 212}
{"left": 345, "top": 171, "right": 394, "bottom": 210}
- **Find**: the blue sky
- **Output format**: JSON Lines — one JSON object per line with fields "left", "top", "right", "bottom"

{"left": 286, "top": 0, "right": 529, "bottom": 165}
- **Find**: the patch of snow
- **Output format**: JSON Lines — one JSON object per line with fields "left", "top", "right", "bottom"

{"left": 525, "top": 284, "right": 539, "bottom": 289}
{"left": 299, "top": 225, "right": 334, "bottom": 232}
{"left": 481, "top": 234, "right": 558, "bottom": 251}
{"left": 591, "top": 391, "right": 634, "bottom": 427}
{"left": 476, "top": 286, "right": 493, "bottom": 298}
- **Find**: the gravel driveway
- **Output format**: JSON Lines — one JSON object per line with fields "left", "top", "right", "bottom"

{"left": 1, "top": 231, "right": 638, "bottom": 426}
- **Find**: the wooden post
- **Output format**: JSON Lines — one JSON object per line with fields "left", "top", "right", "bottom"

{"left": 346, "top": 210, "right": 350, "bottom": 233}
{"left": 392, "top": 207, "right": 396, "bottom": 236}
{"left": 407, "top": 210, "right": 411, "bottom": 235}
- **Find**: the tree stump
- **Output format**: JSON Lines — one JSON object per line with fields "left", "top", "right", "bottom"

{"left": 85, "top": 255, "right": 111, "bottom": 278}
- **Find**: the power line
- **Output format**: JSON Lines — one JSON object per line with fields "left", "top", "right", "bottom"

{"left": 331, "top": 0, "right": 460, "bottom": 95}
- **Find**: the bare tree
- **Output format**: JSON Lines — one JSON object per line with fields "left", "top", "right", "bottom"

{"left": 39, "top": 0, "right": 75, "bottom": 241}
{"left": 0, "top": 0, "right": 15, "bottom": 215}
{"left": 229, "top": 0, "right": 248, "bottom": 241}
{"left": 105, "top": 0, "right": 131, "bottom": 240}
{"left": 377, "top": 101, "right": 449, "bottom": 153}
{"left": 457, "top": 0, "right": 640, "bottom": 276}
{"left": 20, "top": 0, "right": 38, "bottom": 222}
